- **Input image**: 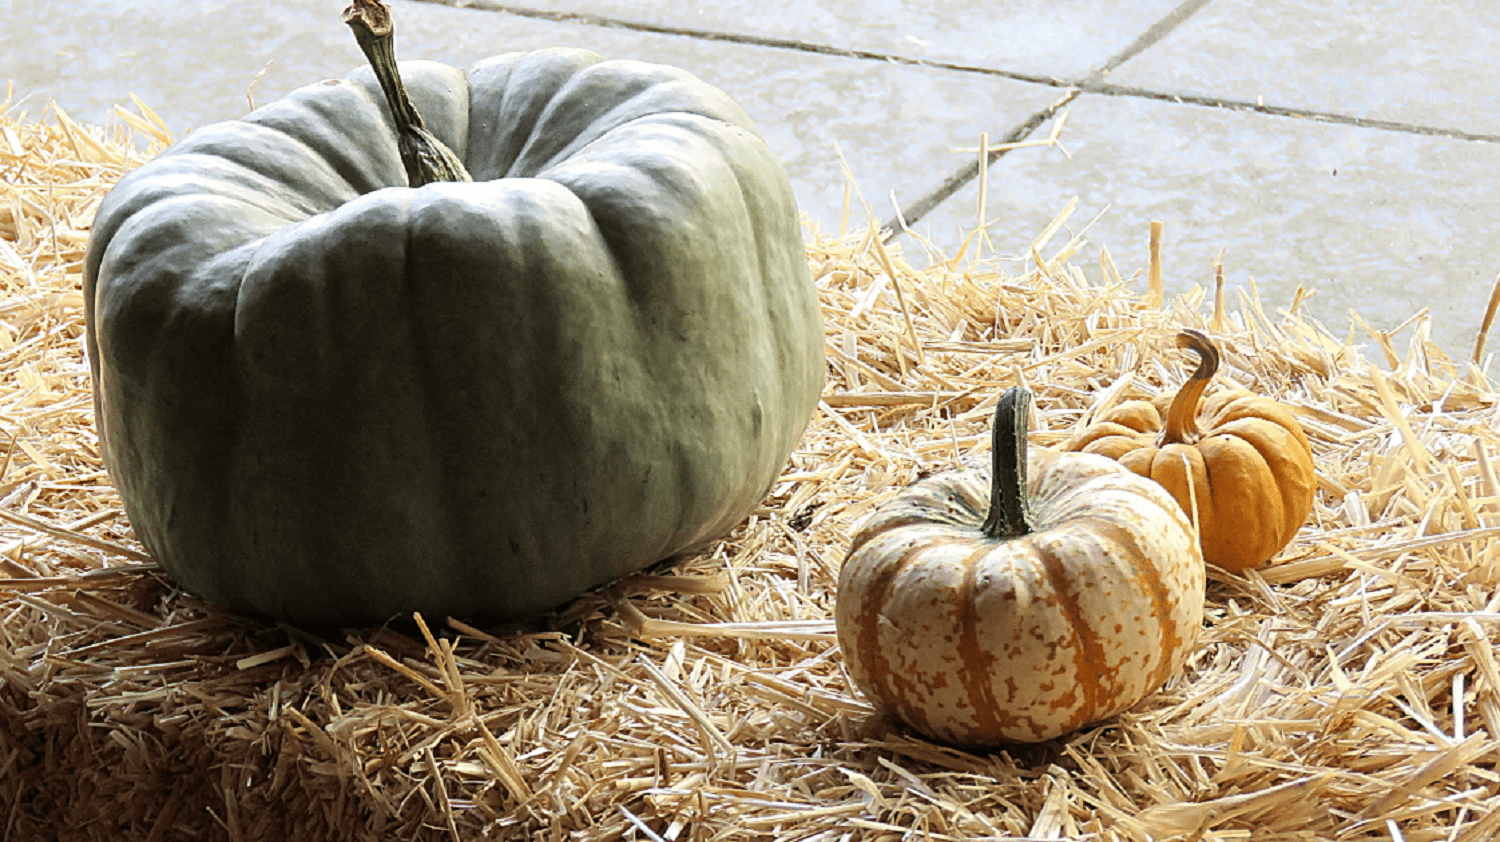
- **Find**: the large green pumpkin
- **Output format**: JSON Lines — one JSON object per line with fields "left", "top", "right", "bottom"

{"left": 83, "top": 48, "right": 824, "bottom": 626}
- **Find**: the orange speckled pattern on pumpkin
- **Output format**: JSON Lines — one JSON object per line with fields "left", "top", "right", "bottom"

{"left": 835, "top": 448, "right": 1204, "bottom": 746}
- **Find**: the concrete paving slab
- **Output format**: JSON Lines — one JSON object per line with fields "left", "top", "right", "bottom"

{"left": 423, "top": 0, "right": 1190, "bottom": 81}
{"left": 908, "top": 93, "right": 1500, "bottom": 358}
{"left": 2, "top": 0, "right": 1058, "bottom": 249}
{"left": 4, "top": 0, "right": 350, "bottom": 132}
{"left": 1105, "top": 0, "right": 1500, "bottom": 137}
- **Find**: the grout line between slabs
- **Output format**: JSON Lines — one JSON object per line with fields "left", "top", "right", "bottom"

{"left": 885, "top": 0, "right": 1219, "bottom": 235}
{"left": 1077, "top": 81, "right": 1500, "bottom": 144}
{"left": 1085, "top": 0, "right": 1218, "bottom": 81}
{"left": 882, "top": 89, "right": 1078, "bottom": 237}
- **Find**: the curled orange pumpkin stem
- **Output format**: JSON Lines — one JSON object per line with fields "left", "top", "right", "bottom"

{"left": 1160, "top": 329, "right": 1219, "bottom": 445}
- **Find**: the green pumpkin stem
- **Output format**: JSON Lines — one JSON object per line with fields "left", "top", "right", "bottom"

{"left": 981, "top": 386, "right": 1035, "bottom": 539}
{"left": 342, "top": 0, "right": 472, "bottom": 187}
{"left": 1160, "top": 329, "right": 1219, "bottom": 446}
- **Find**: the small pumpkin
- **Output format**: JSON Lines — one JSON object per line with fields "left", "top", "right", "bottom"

{"left": 836, "top": 387, "right": 1204, "bottom": 746}
{"left": 82, "top": 1, "right": 824, "bottom": 625}
{"left": 1063, "top": 329, "right": 1316, "bottom": 572}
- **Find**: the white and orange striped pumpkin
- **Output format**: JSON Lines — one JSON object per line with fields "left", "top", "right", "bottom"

{"left": 835, "top": 387, "right": 1205, "bottom": 745}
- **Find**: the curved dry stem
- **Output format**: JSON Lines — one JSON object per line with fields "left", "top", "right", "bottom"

{"left": 1161, "top": 329, "right": 1219, "bottom": 445}
{"left": 343, "top": 0, "right": 471, "bottom": 187}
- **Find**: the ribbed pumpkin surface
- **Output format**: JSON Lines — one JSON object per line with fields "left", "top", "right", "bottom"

{"left": 1073, "top": 389, "right": 1315, "bottom": 569}
{"left": 83, "top": 49, "right": 824, "bottom": 625}
{"left": 836, "top": 448, "right": 1204, "bottom": 745}
{"left": 1063, "top": 331, "right": 1316, "bottom": 572}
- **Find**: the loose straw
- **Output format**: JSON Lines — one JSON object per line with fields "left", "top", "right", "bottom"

{"left": 1148, "top": 220, "right": 1165, "bottom": 308}
{"left": 4, "top": 98, "right": 1500, "bottom": 842}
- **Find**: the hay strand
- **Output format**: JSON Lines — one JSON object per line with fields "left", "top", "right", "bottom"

{"left": 1147, "top": 219, "right": 1165, "bottom": 308}
{"left": 1473, "top": 269, "right": 1500, "bottom": 365}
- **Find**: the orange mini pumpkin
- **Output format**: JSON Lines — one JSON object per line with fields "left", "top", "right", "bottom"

{"left": 1063, "top": 330, "right": 1316, "bottom": 572}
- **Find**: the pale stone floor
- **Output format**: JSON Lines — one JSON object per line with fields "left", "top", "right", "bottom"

{"left": 8, "top": 0, "right": 1499, "bottom": 357}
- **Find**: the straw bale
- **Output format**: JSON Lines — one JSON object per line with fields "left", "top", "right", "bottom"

{"left": 3, "top": 96, "right": 1500, "bottom": 840}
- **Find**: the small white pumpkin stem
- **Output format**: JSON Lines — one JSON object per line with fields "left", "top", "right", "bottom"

{"left": 343, "top": 0, "right": 472, "bottom": 187}
{"left": 982, "top": 386, "right": 1035, "bottom": 539}
{"left": 1161, "top": 329, "right": 1218, "bottom": 446}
